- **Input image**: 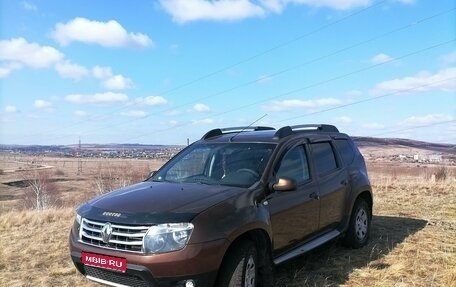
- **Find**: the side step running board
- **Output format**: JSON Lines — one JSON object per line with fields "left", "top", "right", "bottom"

{"left": 273, "top": 230, "right": 340, "bottom": 265}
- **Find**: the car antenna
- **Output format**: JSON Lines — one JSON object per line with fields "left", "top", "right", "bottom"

{"left": 230, "top": 114, "right": 268, "bottom": 142}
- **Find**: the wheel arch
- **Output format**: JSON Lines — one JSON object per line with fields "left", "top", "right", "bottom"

{"left": 225, "top": 228, "right": 272, "bottom": 263}
{"left": 217, "top": 228, "right": 273, "bottom": 286}
{"left": 341, "top": 189, "right": 373, "bottom": 233}
{"left": 357, "top": 190, "right": 373, "bottom": 217}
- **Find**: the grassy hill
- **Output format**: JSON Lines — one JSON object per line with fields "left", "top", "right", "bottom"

{"left": 1, "top": 169, "right": 455, "bottom": 286}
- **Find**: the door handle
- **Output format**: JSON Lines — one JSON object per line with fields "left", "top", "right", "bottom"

{"left": 309, "top": 192, "right": 320, "bottom": 200}
{"left": 340, "top": 180, "right": 348, "bottom": 186}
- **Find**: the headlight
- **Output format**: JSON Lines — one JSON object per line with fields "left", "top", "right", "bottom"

{"left": 143, "top": 223, "right": 194, "bottom": 254}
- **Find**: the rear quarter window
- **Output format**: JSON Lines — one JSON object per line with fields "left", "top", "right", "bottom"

{"left": 334, "top": 139, "right": 355, "bottom": 166}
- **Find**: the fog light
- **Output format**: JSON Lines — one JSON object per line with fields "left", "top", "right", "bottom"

{"left": 185, "top": 280, "right": 195, "bottom": 287}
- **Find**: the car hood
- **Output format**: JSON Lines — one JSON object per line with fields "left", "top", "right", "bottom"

{"left": 78, "top": 181, "right": 246, "bottom": 225}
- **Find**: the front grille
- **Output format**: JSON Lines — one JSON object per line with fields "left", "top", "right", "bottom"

{"left": 84, "top": 265, "right": 153, "bottom": 287}
{"left": 80, "top": 218, "right": 150, "bottom": 253}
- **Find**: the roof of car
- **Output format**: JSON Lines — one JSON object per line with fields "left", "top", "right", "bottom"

{"left": 200, "top": 124, "right": 350, "bottom": 144}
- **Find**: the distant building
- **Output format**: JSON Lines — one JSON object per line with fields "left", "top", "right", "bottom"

{"left": 429, "top": 154, "right": 442, "bottom": 163}
{"left": 413, "top": 154, "right": 442, "bottom": 163}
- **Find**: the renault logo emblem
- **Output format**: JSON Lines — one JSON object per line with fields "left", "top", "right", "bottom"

{"left": 101, "top": 222, "right": 112, "bottom": 243}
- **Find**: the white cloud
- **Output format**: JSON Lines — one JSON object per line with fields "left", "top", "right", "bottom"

{"left": 21, "top": 1, "right": 37, "bottom": 11}
{"left": 0, "top": 38, "right": 100, "bottom": 82}
{"left": 92, "top": 66, "right": 113, "bottom": 79}
{"left": 345, "top": 90, "right": 362, "bottom": 97}
{"left": 395, "top": 0, "right": 415, "bottom": 4}
{"left": 120, "top": 110, "right": 148, "bottom": 118}
{"left": 55, "top": 60, "right": 89, "bottom": 80}
{"left": 65, "top": 92, "right": 128, "bottom": 105}
{"left": 135, "top": 96, "right": 168, "bottom": 106}
{"left": 159, "top": 0, "right": 372, "bottom": 23}
{"left": 4, "top": 105, "right": 17, "bottom": 113}
{"left": 91, "top": 66, "right": 133, "bottom": 90}
{"left": 51, "top": 17, "right": 153, "bottom": 48}
{"left": 440, "top": 50, "right": 456, "bottom": 66}
{"left": 0, "top": 67, "right": 11, "bottom": 78}
{"left": 262, "top": 97, "right": 342, "bottom": 112}
{"left": 286, "top": 0, "right": 371, "bottom": 11}
{"left": 371, "top": 68, "right": 456, "bottom": 95}
{"left": 34, "top": 99, "right": 54, "bottom": 112}
{"left": 401, "top": 114, "right": 454, "bottom": 127}
{"left": 169, "top": 120, "right": 178, "bottom": 126}
{"left": 159, "top": 0, "right": 266, "bottom": 23}
{"left": 74, "top": 110, "right": 88, "bottom": 117}
{"left": 259, "top": 0, "right": 284, "bottom": 13}
{"left": 371, "top": 53, "right": 393, "bottom": 65}
{"left": 334, "top": 116, "right": 353, "bottom": 124}
{"left": 0, "top": 38, "right": 63, "bottom": 69}
{"left": 193, "top": 103, "right": 210, "bottom": 112}
{"left": 192, "top": 118, "right": 214, "bottom": 125}
{"left": 102, "top": 74, "right": 134, "bottom": 90}
{"left": 362, "top": 123, "right": 385, "bottom": 130}
{"left": 166, "top": 110, "right": 181, "bottom": 116}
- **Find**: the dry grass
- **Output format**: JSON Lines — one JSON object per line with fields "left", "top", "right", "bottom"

{"left": 0, "top": 163, "right": 455, "bottom": 287}
{"left": 0, "top": 208, "right": 93, "bottom": 287}
{"left": 274, "top": 175, "right": 456, "bottom": 287}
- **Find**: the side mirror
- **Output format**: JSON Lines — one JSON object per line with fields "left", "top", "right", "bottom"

{"left": 147, "top": 171, "right": 157, "bottom": 179}
{"left": 273, "top": 177, "right": 297, "bottom": 192}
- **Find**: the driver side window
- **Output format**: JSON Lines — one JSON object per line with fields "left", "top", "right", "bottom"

{"left": 276, "top": 146, "right": 310, "bottom": 185}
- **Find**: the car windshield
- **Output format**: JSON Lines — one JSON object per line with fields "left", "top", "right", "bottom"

{"left": 150, "top": 143, "right": 276, "bottom": 188}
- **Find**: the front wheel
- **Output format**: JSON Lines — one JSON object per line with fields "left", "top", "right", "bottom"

{"left": 343, "top": 198, "right": 371, "bottom": 248}
{"left": 217, "top": 240, "right": 258, "bottom": 287}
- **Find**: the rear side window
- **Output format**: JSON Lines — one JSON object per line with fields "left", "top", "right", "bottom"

{"left": 311, "top": 142, "right": 338, "bottom": 176}
{"left": 334, "top": 139, "right": 355, "bottom": 165}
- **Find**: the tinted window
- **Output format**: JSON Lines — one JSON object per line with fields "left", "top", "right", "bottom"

{"left": 311, "top": 142, "right": 337, "bottom": 176}
{"left": 334, "top": 139, "right": 355, "bottom": 165}
{"left": 153, "top": 143, "right": 275, "bottom": 188}
{"left": 276, "top": 146, "right": 310, "bottom": 185}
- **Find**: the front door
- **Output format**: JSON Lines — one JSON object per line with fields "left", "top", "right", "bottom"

{"left": 267, "top": 145, "right": 320, "bottom": 256}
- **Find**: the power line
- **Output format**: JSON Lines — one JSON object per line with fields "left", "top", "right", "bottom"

{"left": 167, "top": 7, "right": 455, "bottom": 113}
{"left": 278, "top": 76, "right": 456, "bottom": 123}
{"left": 19, "top": 0, "right": 390, "bottom": 141}
{"left": 367, "top": 120, "right": 456, "bottom": 137}
{"left": 151, "top": 0, "right": 389, "bottom": 97}
{"left": 122, "top": 39, "right": 455, "bottom": 142}
{"left": 38, "top": 10, "right": 455, "bottom": 142}
{"left": 127, "top": 76, "right": 456, "bottom": 142}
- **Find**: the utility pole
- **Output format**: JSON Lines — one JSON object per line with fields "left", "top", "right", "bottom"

{"left": 77, "top": 137, "right": 82, "bottom": 175}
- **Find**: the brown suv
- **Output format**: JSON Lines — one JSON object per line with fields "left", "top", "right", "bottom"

{"left": 70, "top": 124, "right": 373, "bottom": 287}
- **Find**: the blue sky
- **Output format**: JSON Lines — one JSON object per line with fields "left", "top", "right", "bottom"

{"left": 1, "top": 0, "right": 455, "bottom": 145}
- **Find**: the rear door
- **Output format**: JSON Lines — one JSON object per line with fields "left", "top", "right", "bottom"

{"left": 267, "top": 144, "right": 320, "bottom": 255}
{"left": 310, "top": 141, "right": 348, "bottom": 231}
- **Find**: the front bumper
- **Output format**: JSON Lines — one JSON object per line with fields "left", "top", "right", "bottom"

{"left": 69, "top": 232, "right": 228, "bottom": 287}
{"left": 71, "top": 251, "right": 217, "bottom": 287}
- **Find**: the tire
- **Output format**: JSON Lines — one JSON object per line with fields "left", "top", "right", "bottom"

{"left": 217, "top": 240, "right": 258, "bottom": 287}
{"left": 343, "top": 198, "right": 371, "bottom": 248}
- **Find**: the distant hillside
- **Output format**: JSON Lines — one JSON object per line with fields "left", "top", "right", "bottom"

{"left": 353, "top": 137, "right": 456, "bottom": 155}
{"left": 65, "top": 143, "right": 183, "bottom": 151}
{"left": 2, "top": 137, "right": 455, "bottom": 155}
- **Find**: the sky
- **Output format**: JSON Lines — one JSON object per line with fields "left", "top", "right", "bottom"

{"left": 0, "top": 0, "right": 455, "bottom": 146}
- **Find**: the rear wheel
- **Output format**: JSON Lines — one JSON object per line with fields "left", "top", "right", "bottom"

{"left": 343, "top": 198, "right": 371, "bottom": 248}
{"left": 218, "top": 240, "right": 258, "bottom": 287}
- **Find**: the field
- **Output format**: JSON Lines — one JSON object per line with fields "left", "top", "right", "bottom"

{"left": 0, "top": 148, "right": 455, "bottom": 287}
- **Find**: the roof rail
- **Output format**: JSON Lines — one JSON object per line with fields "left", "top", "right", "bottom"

{"left": 202, "top": 126, "right": 275, "bottom": 140}
{"left": 274, "top": 124, "right": 339, "bottom": 139}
